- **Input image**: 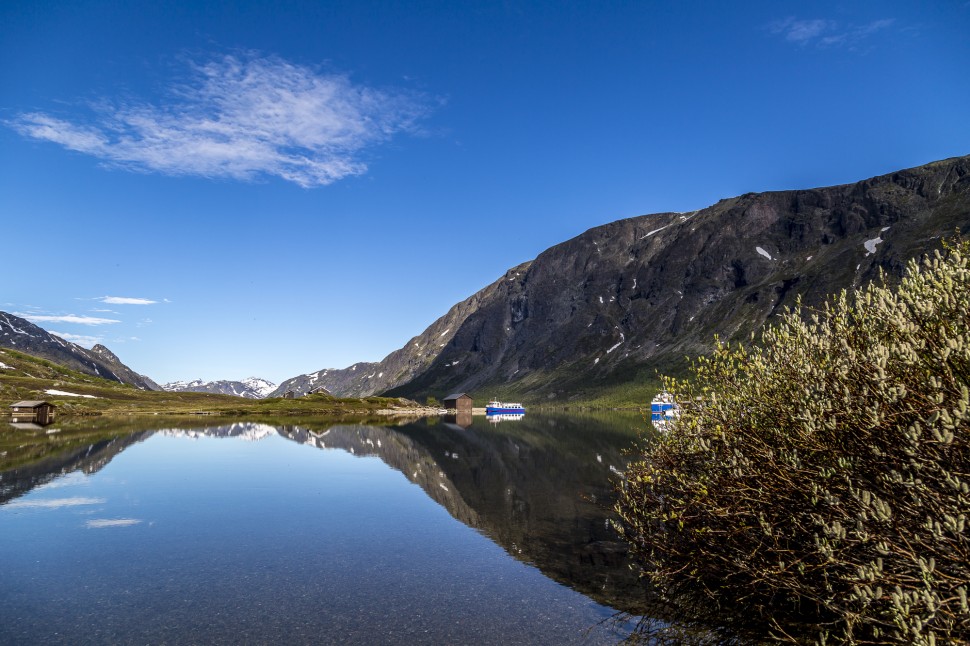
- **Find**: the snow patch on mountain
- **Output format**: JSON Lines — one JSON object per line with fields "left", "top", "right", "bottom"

{"left": 159, "top": 423, "right": 279, "bottom": 441}
{"left": 45, "top": 389, "right": 98, "bottom": 398}
{"left": 162, "top": 377, "right": 277, "bottom": 399}
{"left": 240, "top": 377, "right": 277, "bottom": 398}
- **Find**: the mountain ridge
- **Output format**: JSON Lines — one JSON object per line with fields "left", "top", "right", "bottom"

{"left": 268, "top": 262, "right": 532, "bottom": 398}
{"left": 280, "top": 155, "right": 970, "bottom": 404}
{"left": 0, "top": 312, "right": 159, "bottom": 391}
{"left": 162, "top": 377, "right": 276, "bottom": 399}
{"left": 8, "top": 155, "right": 969, "bottom": 405}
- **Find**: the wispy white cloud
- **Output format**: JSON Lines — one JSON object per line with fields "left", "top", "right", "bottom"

{"left": 50, "top": 331, "right": 104, "bottom": 347}
{"left": 17, "top": 313, "right": 121, "bottom": 325}
{"left": 769, "top": 17, "right": 894, "bottom": 49}
{"left": 109, "top": 336, "right": 142, "bottom": 344}
{"left": 99, "top": 296, "right": 157, "bottom": 305}
{"left": 9, "top": 52, "right": 433, "bottom": 187}
{"left": 773, "top": 18, "right": 834, "bottom": 43}
{"left": 858, "top": 18, "right": 896, "bottom": 36}
{"left": 37, "top": 473, "right": 90, "bottom": 490}
{"left": 86, "top": 518, "right": 142, "bottom": 528}
{"left": 4, "top": 497, "right": 105, "bottom": 510}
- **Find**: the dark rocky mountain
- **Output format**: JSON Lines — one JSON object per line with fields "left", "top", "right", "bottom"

{"left": 162, "top": 377, "right": 276, "bottom": 399}
{"left": 269, "top": 362, "right": 379, "bottom": 398}
{"left": 384, "top": 155, "right": 970, "bottom": 402}
{"left": 0, "top": 311, "right": 159, "bottom": 391}
{"left": 88, "top": 344, "right": 162, "bottom": 391}
{"left": 283, "top": 155, "right": 970, "bottom": 403}
{"left": 268, "top": 272, "right": 525, "bottom": 398}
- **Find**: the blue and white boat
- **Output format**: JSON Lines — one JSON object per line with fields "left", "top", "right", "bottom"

{"left": 650, "top": 391, "right": 679, "bottom": 430}
{"left": 485, "top": 400, "right": 525, "bottom": 415}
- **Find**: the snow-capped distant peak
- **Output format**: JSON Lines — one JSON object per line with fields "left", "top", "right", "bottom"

{"left": 162, "top": 377, "right": 277, "bottom": 399}
{"left": 159, "top": 423, "right": 279, "bottom": 441}
{"left": 241, "top": 377, "right": 277, "bottom": 398}
{"left": 162, "top": 379, "right": 205, "bottom": 392}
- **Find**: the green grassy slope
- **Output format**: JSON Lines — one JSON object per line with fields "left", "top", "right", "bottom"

{"left": 0, "top": 348, "right": 420, "bottom": 417}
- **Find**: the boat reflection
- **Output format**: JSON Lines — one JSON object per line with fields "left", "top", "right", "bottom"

{"left": 485, "top": 412, "right": 525, "bottom": 423}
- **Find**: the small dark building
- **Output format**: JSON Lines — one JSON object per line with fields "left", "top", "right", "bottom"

{"left": 9, "top": 400, "right": 56, "bottom": 425}
{"left": 442, "top": 393, "right": 473, "bottom": 414}
{"left": 282, "top": 390, "right": 296, "bottom": 399}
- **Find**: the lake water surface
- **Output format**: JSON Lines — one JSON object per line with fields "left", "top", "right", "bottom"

{"left": 0, "top": 412, "right": 653, "bottom": 644}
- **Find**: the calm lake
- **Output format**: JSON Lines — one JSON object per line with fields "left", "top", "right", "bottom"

{"left": 0, "top": 412, "right": 655, "bottom": 644}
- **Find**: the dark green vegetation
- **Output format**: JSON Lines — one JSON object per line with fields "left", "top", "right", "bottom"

{"left": 615, "top": 241, "right": 970, "bottom": 644}
{"left": 0, "top": 348, "right": 420, "bottom": 418}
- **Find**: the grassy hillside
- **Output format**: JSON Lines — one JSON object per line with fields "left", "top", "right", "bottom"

{"left": 0, "top": 348, "right": 421, "bottom": 417}
{"left": 400, "top": 356, "right": 680, "bottom": 409}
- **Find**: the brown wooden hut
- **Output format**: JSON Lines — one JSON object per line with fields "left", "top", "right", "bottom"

{"left": 9, "top": 401, "right": 56, "bottom": 424}
{"left": 442, "top": 393, "right": 472, "bottom": 414}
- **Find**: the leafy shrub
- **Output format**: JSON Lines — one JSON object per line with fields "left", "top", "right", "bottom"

{"left": 615, "top": 242, "right": 970, "bottom": 644}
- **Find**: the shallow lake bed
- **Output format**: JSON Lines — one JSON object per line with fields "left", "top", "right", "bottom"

{"left": 0, "top": 413, "right": 652, "bottom": 644}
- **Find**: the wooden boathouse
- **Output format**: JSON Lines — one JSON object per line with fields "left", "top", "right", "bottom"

{"left": 442, "top": 393, "right": 473, "bottom": 414}
{"left": 9, "top": 401, "right": 56, "bottom": 425}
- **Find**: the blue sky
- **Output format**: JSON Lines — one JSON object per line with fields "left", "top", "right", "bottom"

{"left": 2, "top": 1, "right": 968, "bottom": 385}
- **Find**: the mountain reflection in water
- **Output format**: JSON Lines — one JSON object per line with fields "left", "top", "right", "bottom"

{"left": 1, "top": 412, "right": 652, "bottom": 635}
{"left": 278, "top": 413, "right": 650, "bottom": 614}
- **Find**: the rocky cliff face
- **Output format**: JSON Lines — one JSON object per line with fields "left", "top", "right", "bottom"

{"left": 298, "top": 157, "right": 956, "bottom": 401}
{"left": 273, "top": 156, "right": 969, "bottom": 402}
{"left": 0, "top": 312, "right": 159, "bottom": 390}
{"left": 374, "top": 155, "right": 969, "bottom": 402}
{"left": 89, "top": 344, "right": 161, "bottom": 391}
{"left": 270, "top": 265, "right": 530, "bottom": 398}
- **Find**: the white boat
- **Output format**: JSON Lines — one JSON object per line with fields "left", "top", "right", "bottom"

{"left": 485, "top": 400, "right": 525, "bottom": 415}
{"left": 650, "top": 391, "right": 679, "bottom": 430}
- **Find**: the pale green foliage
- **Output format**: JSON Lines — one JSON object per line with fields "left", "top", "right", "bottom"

{"left": 616, "top": 242, "right": 970, "bottom": 644}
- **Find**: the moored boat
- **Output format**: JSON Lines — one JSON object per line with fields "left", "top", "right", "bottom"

{"left": 650, "top": 391, "right": 679, "bottom": 430}
{"left": 485, "top": 400, "right": 525, "bottom": 415}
